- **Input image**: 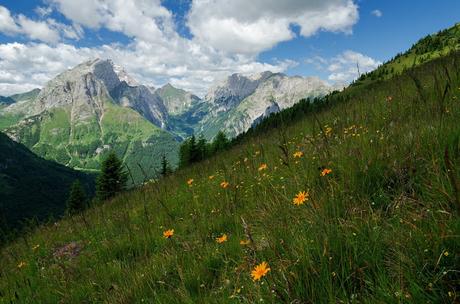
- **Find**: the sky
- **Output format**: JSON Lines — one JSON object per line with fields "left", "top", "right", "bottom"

{"left": 0, "top": 0, "right": 459, "bottom": 96}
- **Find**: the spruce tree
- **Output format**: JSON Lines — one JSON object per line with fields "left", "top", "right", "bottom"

{"left": 212, "top": 131, "right": 229, "bottom": 153}
{"left": 160, "top": 154, "right": 171, "bottom": 176}
{"left": 188, "top": 135, "right": 199, "bottom": 163}
{"left": 66, "top": 180, "right": 87, "bottom": 214}
{"left": 96, "top": 152, "right": 127, "bottom": 201}
{"left": 179, "top": 139, "right": 191, "bottom": 168}
{"left": 196, "top": 134, "right": 208, "bottom": 161}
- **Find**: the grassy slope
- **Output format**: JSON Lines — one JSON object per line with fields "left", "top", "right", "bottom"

{"left": 357, "top": 23, "right": 460, "bottom": 85}
{"left": 1, "top": 48, "right": 459, "bottom": 303}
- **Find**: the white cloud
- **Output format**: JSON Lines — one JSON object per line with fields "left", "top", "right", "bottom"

{"left": 0, "top": 5, "right": 82, "bottom": 44}
{"left": 327, "top": 50, "right": 381, "bottom": 83}
{"left": 0, "top": 6, "right": 20, "bottom": 34}
{"left": 371, "top": 9, "right": 382, "bottom": 18}
{"left": 188, "top": 0, "right": 359, "bottom": 54}
{"left": 307, "top": 50, "right": 381, "bottom": 84}
{"left": 0, "top": 0, "right": 361, "bottom": 96}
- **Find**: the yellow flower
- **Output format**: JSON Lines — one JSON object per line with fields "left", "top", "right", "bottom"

{"left": 240, "top": 239, "right": 251, "bottom": 245}
{"left": 251, "top": 262, "right": 270, "bottom": 281}
{"left": 258, "top": 163, "right": 268, "bottom": 171}
{"left": 187, "top": 179, "right": 194, "bottom": 186}
{"left": 17, "top": 261, "right": 27, "bottom": 269}
{"left": 320, "top": 168, "right": 332, "bottom": 176}
{"left": 220, "top": 181, "right": 229, "bottom": 189}
{"left": 32, "top": 244, "right": 40, "bottom": 251}
{"left": 208, "top": 175, "right": 215, "bottom": 180}
{"left": 293, "top": 191, "right": 309, "bottom": 206}
{"left": 325, "top": 126, "right": 333, "bottom": 136}
{"left": 293, "top": 151, "right": 303, "bottom": 158}
{"left": 163, "top": 229, "right": 174, "bottom": 239}
{"left": 443, "top": 251, "right": 449, "bottom": 257}
{"left": 216, "top": 234, "right": 228, "bottom": 243}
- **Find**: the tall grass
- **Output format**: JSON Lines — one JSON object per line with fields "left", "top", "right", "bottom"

{"left": 1, "top": 52, "right": 459, "bottom": 303}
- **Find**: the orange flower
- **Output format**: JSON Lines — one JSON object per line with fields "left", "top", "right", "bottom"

{"left": 187, "top": 179, "right": 194, "bottom": 186}
{"left": 163, "top": 229, "right": 174, "bottom": 239}
{"left": 220, "top": 181, "right": 229, "bottom": 189}
{"left": 240, "top": 239, "right": 251, "bottom": 245}
{"left": 258, "top": 163, "right": 268, "bottom": 171}
{"left": 251, "top": 262, "right": 270, "bottom": 281}
{"left": 216, "top": 234, "right": 228, "bottom": 243}
{"left": 320, "top": 168, "right": 332, "bottom": 176}
{"left": 293, "top": 151, "right": 304, "bottom": 158}
{"left": 293, "top": 191, "right": 309, "bottom": 206}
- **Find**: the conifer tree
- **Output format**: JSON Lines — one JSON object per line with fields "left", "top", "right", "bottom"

{"left": 160, "top": 154, "right": 171, "bottom": 176}
{"left": 66, "top": 180, "right": 87, "bottom": 214}
{"left": 196, "top": 134, "right": 208, "bottom": 161}
{"left": 96, "top": 152, "right": 127, "bottom": 201}
{"left": 212, "top": 131, "right": 229, "bottom": 153}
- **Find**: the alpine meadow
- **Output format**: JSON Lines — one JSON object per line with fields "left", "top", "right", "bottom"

{"left": 0, "top": 1, "right": 459, "bottom": 304}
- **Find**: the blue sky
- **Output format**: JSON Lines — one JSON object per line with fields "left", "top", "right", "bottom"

{"left": 0, "top": 0, "right": 458, "bottom": 96}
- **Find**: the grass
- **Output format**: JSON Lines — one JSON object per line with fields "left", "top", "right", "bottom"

{"left": 1, "top": 51, "right": 460, "bottom": 304}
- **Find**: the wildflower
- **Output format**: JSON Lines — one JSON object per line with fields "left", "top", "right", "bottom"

{"left": 258, "top": 163, "right": 268, "bottom": 171}
{"left": 320, "top": 168, "right": 332, "bottom": 176}
{"left": 293, "top": 191, "right": 309, "bottom": 206}
{"left": 216, "top": 234, "right": 228, "bottom": 243}
{"left": 220, "top": 181, "right": 229, "bottom": 189}
{"left": 325, "top": 127, "right": 333, "bottom": 136}
{"left": 240, "top": 239, "right": 251, "bottom": 245}
{"left": 17, "top": 261, "right": 27, "bottom": 269}
{"left": 293, "top": 151, "right": 303, "bottom": 158}
{"left": 163, "top": 229, "right": 174, "bottom": 239}
{"left": 187, "top": 179, "right": 194, "bottom": 186}
{"left": 208, "top": 175, "right": 215, "bottom": 180}
{"left": 32, "top": 244, "right": 40, "bottom": 251}
{"left": 443, "top": 251, "right": 449, "bottom": 257}
{"left": 251, "top": 262, "right": 270, "bottom": 281}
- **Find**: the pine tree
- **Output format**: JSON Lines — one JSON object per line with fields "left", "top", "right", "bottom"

{"left": 66, "top": 180, "right": 87, "bottom": 214}
{"left": 160, "top": 154, "right": 171, "bottom": 176}
{"left": 188, "top": 135, "right": 199, "bottom": 163}
{"left": 96, "top": 152, "right": 127, "bottom": 201}
{"left": 179, "top": 139, "right": 191, "bottom": 168}
{"left": 212, "top": 131, "right": 229, "bottom": 153}
{"left": 196, "top": 134, "right": 208, "bottom": 161}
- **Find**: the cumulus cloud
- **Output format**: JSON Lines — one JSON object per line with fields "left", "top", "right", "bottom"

{"left": 307, "top": 50, "right": 381, "bottom": 84}
{"left": 0, "top": 5, "right": 82, "bottom": 44}
{"left": 188, "top": 0, "right": 359, "bottom": 54}
{"left": 0, "top": 0, "right": 361, "bottom": 96}
{"left": 371, "top": 9, "right": 383, "bottom": 18}
{"left": 328, "top": 50, "right": 381, "bottom": 83}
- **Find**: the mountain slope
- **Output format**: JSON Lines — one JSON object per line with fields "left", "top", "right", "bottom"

{"left": 1, "top": 38, "right": 459, "bottom": 303}
{"left": 156, "top": 83, "right": 202, "bottom": 116}
{"left": 356, "top": 22, "right": 460, "bottom": 84}
{"left": 0, "top": 132, "right": 93, "bottom": 233}
{"left": 197, "top": 72, "right": 332, "bottom": 138}
{"left": 0, "top": 60, "right": 179, "bottom": 183}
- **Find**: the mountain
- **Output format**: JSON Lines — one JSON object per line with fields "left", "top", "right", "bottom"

{"left": 0, "top": 132, "right": 93, "bottom": 232}
{"left": 0, "top": 60, "right": 332, "bottom": 179}
{"left": 156, "top": 83, "right": 201, "bottom": 116}
{"left": 0, "top": 96, "right": 15, "bottom": 110}
{"left": 1, "top": 31, "right": 459, "bottom": 302}
{"left": 195, "top": 72, "right": 332, "bottom": 138}
{"left": 10, "top": 88, "right": 41, "bottom": 102}
{"left": 0, "top": 59, "right": 179, "bottom": 184}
